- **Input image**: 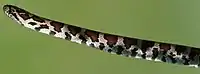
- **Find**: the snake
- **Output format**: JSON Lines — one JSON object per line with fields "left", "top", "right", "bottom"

{"left": 3, "top": 4, "right": 200, "bottom": 68}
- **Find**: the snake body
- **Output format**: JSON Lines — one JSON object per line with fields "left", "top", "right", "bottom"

{"left": 3, "top": 5, "right": 200, "bottom": 68}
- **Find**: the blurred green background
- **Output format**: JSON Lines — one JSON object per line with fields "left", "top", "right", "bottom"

{"left": 1, "top": 0, "right": 200, "bottom": 74}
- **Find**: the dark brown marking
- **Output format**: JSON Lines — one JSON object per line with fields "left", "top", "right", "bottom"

{"left": 50, "top": 21, "right": 64, "bottom": 32}
{"left": 28, "top": 22, "right": 37, "bottom": 26}
{"left": 18, "top": 13, "right": 31, "bottom": 20}
{"left": 15, "top": 6, "right": 28, "bottom": 14}
{"left": 85, "top": 30, "right": 99, "bottom": 42}
{"left": 9, "top": 6, "right": 30, "bottom": 20}
{"left": 34, "top": 24, "right": 49, "bottom": 31}
{"left": 65, "top": 32, "right": 72, "bottom": 40}
{"left": 123, "top": 37, "right": 137, "bottom": 49}
{"left": 159, "top": 43, "right": 171, "bottom": 51}
{"left": 104, "top": 34, "right": 118, "bottom": 48}
{"left": 189, "top": 48, "right": 200, "bottom": 61}
{"left": 40, "top": 25, "right": 49, "bottom": 29}
{"left": 141, "top": 40, "right": 155, "bottom": 52}
{"left": 175, "top": 45, "right": 187, "bottom": 55}
{"left": 141, "top": 40, "right": 155, "bottom": 59}
{"left": 67, "top": 25, "right": 82, "bottom": 36}
{"left": 32, "top": 15, "right": 45, "bottom": 23}
{"left": 16, "top": 8, "right": 31, "bottom": 20}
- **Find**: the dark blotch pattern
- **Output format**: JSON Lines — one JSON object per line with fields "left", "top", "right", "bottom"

{"left": 122, "top": 49, "right": 131, "bottom": 57}
{"left": 12, "top": 13, "right": 20, "bottom": 21}
{"left": 35, "top": 27, "right": 40, "bottom": 31}
{"left": 28, "top": 22, "right": 37, "bottom": 26}
{"left": 131, "top": 48, "right": 138, "bottom": 57}
{"left": 40, "top": 25, "right": 49, "bottom": 29}
{"left": 5, "top": 5, "right": 200, "bottom": 68}
{"left": 14, "top": 6, "right": 31, "bottom": 20}
{"left": 116, "top": 46, "right": 124, "bottom": 55}
{"left": 79, "top": 35, "right": 87, "bottom": 44}
{"left": 104, "top": 34, "right": 118, "bottom": 48}
{"left": 108, "top": 44, "right": 113, "bottom": 48}
{"left": 34, "top": 25, "right": 49, "bottom": 31}
{"left": 123, "top": 37, "right": 138, "bottom": 49}
{"left": 50, "top": 21, "right": 64, "bottom": 32}
{"left": 64, "top": 32, "right": 72, "bottom": 40}
{"left": 90, "top": 44, "right": 95, "bottom": 47}
{"left": 67, "top": 25, "right": 82, "bottom": 36}
{"left": 141, "top": 40, "right": 155, "bottom": 51}
{"left": 32, "top": 15, "right": 45, "bottom": 23}
{"left": 160, "top": 43, "right": 171, "bottom": 51}
{"left": 107, "top": 49, "right": 112, "bottom": 53}
{"left": 189, "top": 48, "right": 200, "bottom": 61}
{"left": 152, "top": 48, "right": 159, "bottom": 60}
{"left": 4, "top": 5, "right": 20, "bottom": 21}
{"left": 141, "top": 40, "right": 155, "bottom": 59}
{"left": 161, "top": 56, "right": 167, "bottom": 62}
{"left": 85, "top": 30, "right": 99, "bottom": 42}
{"left": 112, "top": 46, "right": 124, "bottom": 55}
{"left": 168, "top": 54, "right": 177, "bottom": 63}
{"left": 19, "top": 13, "right": 31, "bottom": 20}
{"left": 99, "top": 43, "right": 105, "bottom": 50}
{"left": 182, "top": 56, "right": 190, "bottom": 65}
{"left": 175, "top": 45, "right": 187, "bottom": 55}
{"left": 49, "top": 31, "right": 56, "bottom": 35}
{"left": 141, "top": 53, "right": 146, "bottom": 59}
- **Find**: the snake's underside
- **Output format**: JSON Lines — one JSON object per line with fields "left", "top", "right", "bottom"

{"left": 3, "top": 4, "right": 200, "bottom": 68}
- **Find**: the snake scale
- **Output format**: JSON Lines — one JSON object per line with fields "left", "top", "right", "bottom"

{"left": 3, "top": 4, "right": 200, "bottom": 68}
